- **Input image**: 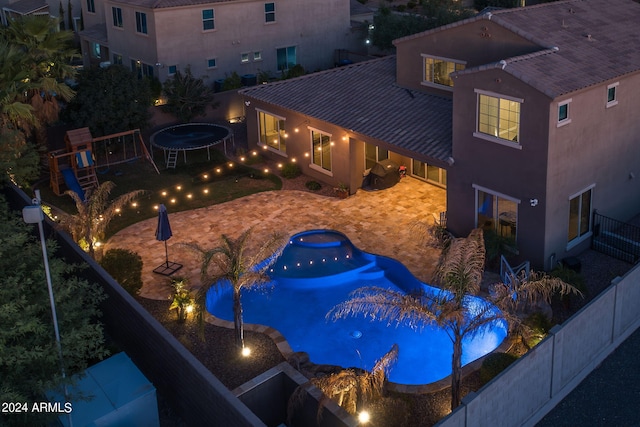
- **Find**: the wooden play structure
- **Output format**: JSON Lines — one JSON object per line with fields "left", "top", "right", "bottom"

{"left": 49, "top": 128, "right": 158, "bottom": 198}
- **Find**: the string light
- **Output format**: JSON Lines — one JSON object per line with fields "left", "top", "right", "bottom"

{"left": 161, "top": 191, "right": 167, "bottom": 196}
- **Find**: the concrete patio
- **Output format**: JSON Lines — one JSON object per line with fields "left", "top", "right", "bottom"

{"left": 105, "top": 176, "right": 447, "bottom": 301}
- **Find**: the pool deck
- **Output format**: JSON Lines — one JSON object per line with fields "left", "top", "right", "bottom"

{"left": 105, "top": 176, "right": 447, "bottom": 303}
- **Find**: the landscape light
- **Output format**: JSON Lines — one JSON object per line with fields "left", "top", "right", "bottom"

{"left": 358, "top": 411, "right": 370, "bottom": 423}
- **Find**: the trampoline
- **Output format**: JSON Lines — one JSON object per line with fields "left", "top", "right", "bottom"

{"left": 150, "top": 123, "right": 234, "bottom": 165}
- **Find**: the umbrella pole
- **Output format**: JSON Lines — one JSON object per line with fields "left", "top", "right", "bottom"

{"left": 165, "top": 240, "right": 170, "bottom": 267}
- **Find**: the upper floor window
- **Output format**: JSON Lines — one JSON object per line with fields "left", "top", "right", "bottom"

{"left": 112, "top": 7, "right": 123, "bottom": 28}
{"left": 557, "top": 99, "right": 571, "bottom": 127}
{"left": 422, "top": 55, "right": 465, "bottom": 88}
{"left": 475, "top": 90, "right": 522, "bottom": 147}
{"left": 253, "top": 51, "right": 262, "bottom": 61}
{"left": 241, "top": 53, "right": 250, "bottom": 63}
{"left": 568, "top": 186, "right": 593, "bottom": 246}
{"left": 277, "top": 46, "right": 296, "bottom": 71}
{"left": 207, "top": 58, "right": 217, "bottom": 68}
{"left": 258, "top": 110, "right": 286, "bottom": 154}
{"left": 607, "top": 82, "right": 619, "bottom": 108}
{"left": 310, "top": 129, "right": 332, "bottom": 173}
{"left": 136, "top": 12, "right": 147, "bottom": 34}
{"left": 202, "top": 9, "right": 214, "bottom": 31}
{"left": 86, "top": 0, "right": 95, "bottom": 13}
{"left": 265, "top": 3, "right": 275, "bottom": 23}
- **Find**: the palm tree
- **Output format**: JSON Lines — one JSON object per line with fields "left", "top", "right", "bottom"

{"left": 57, "top": 181, "right": 146, "bottom": 258}
{"left": 288, "top": 344, "right": 399, "bottom": 422}
{"left": 329, "top": 228, "right": 581, "bottom": 411}
{"left": 180, "top": 227, "right": 287, "bottom": 349}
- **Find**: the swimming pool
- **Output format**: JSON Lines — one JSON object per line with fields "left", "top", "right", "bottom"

{"left": 206, "top": 230, "right": 507, "bottom": 385}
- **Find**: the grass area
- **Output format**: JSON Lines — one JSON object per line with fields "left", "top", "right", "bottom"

{"left": 39, "top": 148, "right": 282, "bottom": 240}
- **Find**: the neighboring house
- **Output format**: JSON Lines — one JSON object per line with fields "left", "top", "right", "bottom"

{"left": 241, "top": 0, "right": 640, "bottom": 270}
{"left": 77, "top": 0, "right": 354, "bottom": 83}
{"left": 1, "top": 0, "right": 81, "bottom": 28}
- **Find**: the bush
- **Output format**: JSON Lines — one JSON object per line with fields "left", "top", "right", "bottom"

{"left": 305, "top": 180, "right": 322, "bottom": 191}
{"left": 479, "top": 352, "right": 518, "bottom": 385}
{"left": 281, "top": 162, "right": 302, "bottom": 179}
{"left": 100, "top": 248, "right": 143, "bottom": 296}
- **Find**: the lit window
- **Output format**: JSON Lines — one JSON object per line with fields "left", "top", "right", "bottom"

{"left": 412, "top": 159, "right": 446, "bottom": 187}
{"left": 568, "top": 187, "right": 593, "bottom": 244}
{"left": 112, "top": 7, "right": 123, "bottom": 27}
{"left": 311, "top": 129, "right": 332, "bottom": 172}
{"left": 475, "top": 186, "right": 519, "bottom": 241}
{"left": 265, "top": 3, "right": 275, "bottom": 23}
{"left": 258, "top": 110, "right": 286, "bottom": 153}
{"left": 364, "top": 143, "right": 388, "bottom": 170}
{"left": 202, "top": 9, "right": 214, "bottom": 31}
{"left": 423, "top": 56, "right": 465, "bottom": 88}
{"left": 476, "top": 92, "right": 521, "bottom": 144}
{"left": 136, "top": 12, "right": 147, "bottom": 34}
{"left": 607, "top": 82, "right": 619, "bottom": 108}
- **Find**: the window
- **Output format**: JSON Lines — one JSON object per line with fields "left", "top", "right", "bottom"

{"left": 241, "top": 53, "right": 249, "bottom": 63}
{"left": 253, "top": 51, "right": 262, "bottom": 61}
{"left": 112, "top": 7, "right": 123, "bottom": 27}
{"left": 607, "top": 82, "right": 619, "bottom": 108}
{"left": 265, "top": 3, "right": 275, "bottom": 23}
{"left": 258, "top": 110, "right": 286, "bottom": 153}
{"left": 412, "top": 159, "right": 447, "bottom": 187}
{"left": 207, "top": 58, "right": 217, "bottom": 68}
{"left": 131, "top": 60, "right": 153, "bottom": 78}
{"left": 91, "top": 42, "right": 101, "bottom": 59}
{"left": 86, "top": 0, "right": 95, "bottom": 13}
{"left": 112, "top": 53, "right": 122, "bottom": 65}
{"left": 475, "top": 185, "right": 519, "bottom": 240}
{"left": 136, "top": 12, "right": 147, "bottom": 34}
{"left": 168, "top": 65, "right": 177, "bottom": 75}
{"left": 557, "top": 99, "right": 571, "bottom": 126}
{"left": 422, "top": 56, "right": 465, "bottom": 88}
{"left": 311, "top": 129, "right": 332, "bottom": 172}
{"left": 476, "top": 91, "right": 522, "bottom": 145}
{"left": 364, "top": 143, "right": 388, "bottom": 170}
{"left": 202, "top": 9, "right": 214, "bottom": 31}
{"left": 276, "top": 46, "right": 296, "bottom": 71}
{"left": 568, "top": 186, "right": 593, "bottom": 244}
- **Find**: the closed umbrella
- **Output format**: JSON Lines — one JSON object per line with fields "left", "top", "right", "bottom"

{"left": 153, "top": 204, "right": 182, "bottom": 275}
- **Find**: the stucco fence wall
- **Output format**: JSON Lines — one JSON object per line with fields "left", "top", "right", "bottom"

{"left": 4, "top": 185, "right": 264, "bottom": 426}
{"left": 436, "top": 265, "right": 640, "bottom": 427}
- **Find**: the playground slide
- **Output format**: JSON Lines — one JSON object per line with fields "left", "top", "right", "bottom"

{"left": 61, "top": 168, "right": 85, "bottom": 201}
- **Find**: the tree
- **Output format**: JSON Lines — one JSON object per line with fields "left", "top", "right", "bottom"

{"left": 288, "top": 344, "right": 398, "bottom": 421}
{"left": 62, "top": 65, "right": 153, "bottom": 136}
{"left": 57, "top": 181, "right": 147, "bottom": 258}
{"left": 180, "top": 227, "right": 287, "bottom": 349}
{"left": 329, "top": 228, "right": 580, "bottom": 411}
{"left": 161, "top": 66, "right": 218, "bottom": 123}
{"left": 0, "top": 195, "right": 108, "bottom": 426}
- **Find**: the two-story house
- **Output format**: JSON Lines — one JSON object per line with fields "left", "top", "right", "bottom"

{"left": 77, "top": 0, "right": 353, "bottom": 83}
{"left": 241, "top": 0, "right": 640, "bottom": 270}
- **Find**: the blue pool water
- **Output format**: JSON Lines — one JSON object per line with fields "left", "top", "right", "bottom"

{"left": 206, "top": 230, "right": 507, "bottom": 385}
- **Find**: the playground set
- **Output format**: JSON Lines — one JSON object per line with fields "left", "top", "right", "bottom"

{"left": 48, "top": 128, "right": 158, "bottom": 200}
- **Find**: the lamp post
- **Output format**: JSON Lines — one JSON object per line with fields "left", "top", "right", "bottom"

{"left": 22, "top": 190, "right": 71, "bottom": 424}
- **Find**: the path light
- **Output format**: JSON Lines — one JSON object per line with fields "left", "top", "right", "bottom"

{"left": 203, "top": 174, "right": 208, "bottom": 179}
{"left": 161, "top": 191, "right": 167, "bottom": 196}
{"left": 187, "top": 194, "right": 193, "bottom": 199}
{"left": 176, "top": 185, "right": 182, "bottom": 191}
{"left": 358, "top": 411, "right": 370, "bottom": 424}
{"left": 203, "top": 189, "right": 209, "bottom": 194}
{"left": 241, "top": 346, "right": 251, "bottom": 357}
{"left": 170, "top": 198, "right": 176, "bottom": 204}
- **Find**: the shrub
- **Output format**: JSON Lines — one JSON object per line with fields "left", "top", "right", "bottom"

{"left": 305, "top": 180, "right": 322, "bottom": 191}
{"left": 479, "top": 352, "right": 518, "bottom": 385}
{"left": 281, "top": 162, "right": 302, "bottom": 179}
{"left": 222, "top": 71, "right": 242, "bottom": 91}
{"left": 100, "top": 248, "right": 143, "bottom": 296}
{"left": 169, "top": 277, "right": 193, "bottom": 323}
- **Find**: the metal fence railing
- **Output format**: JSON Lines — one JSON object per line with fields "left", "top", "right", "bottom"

{"left": 592, "top": 210, "right": 640, "bottom": 263}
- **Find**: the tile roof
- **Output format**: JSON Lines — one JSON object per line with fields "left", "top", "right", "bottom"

{"left": 110, "top": 0, "right": 233, "bottom": 8}
{"left": 410, "top": 0, "right": 640, "bottom": 98}
{"left": 79, "top": 24, "right": 108, "bottom": 44}
{"left": 240, "top": 56, "right": 453, "bottom": 164}
{"left": 3, "top": 0, "right": 48, "bottom": 14}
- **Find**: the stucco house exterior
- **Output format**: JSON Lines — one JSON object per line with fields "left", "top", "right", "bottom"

{"left": 241, "top": 0, "right": 640, "bottom": 270}
{"left": 76, "top": 0, "right": 354, "bottom": 83}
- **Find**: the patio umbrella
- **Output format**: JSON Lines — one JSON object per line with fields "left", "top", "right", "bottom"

{"left": 153, "top": 204, "right": 182, "bottom": 275}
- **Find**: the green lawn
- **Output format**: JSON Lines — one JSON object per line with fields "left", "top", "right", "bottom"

{"left": 40, "top": 148, "right": 281, "bottom": 239}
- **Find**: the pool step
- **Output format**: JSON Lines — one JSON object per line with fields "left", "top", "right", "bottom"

{"left": 358, "top": 266, "right": 385, "bottom": 280}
